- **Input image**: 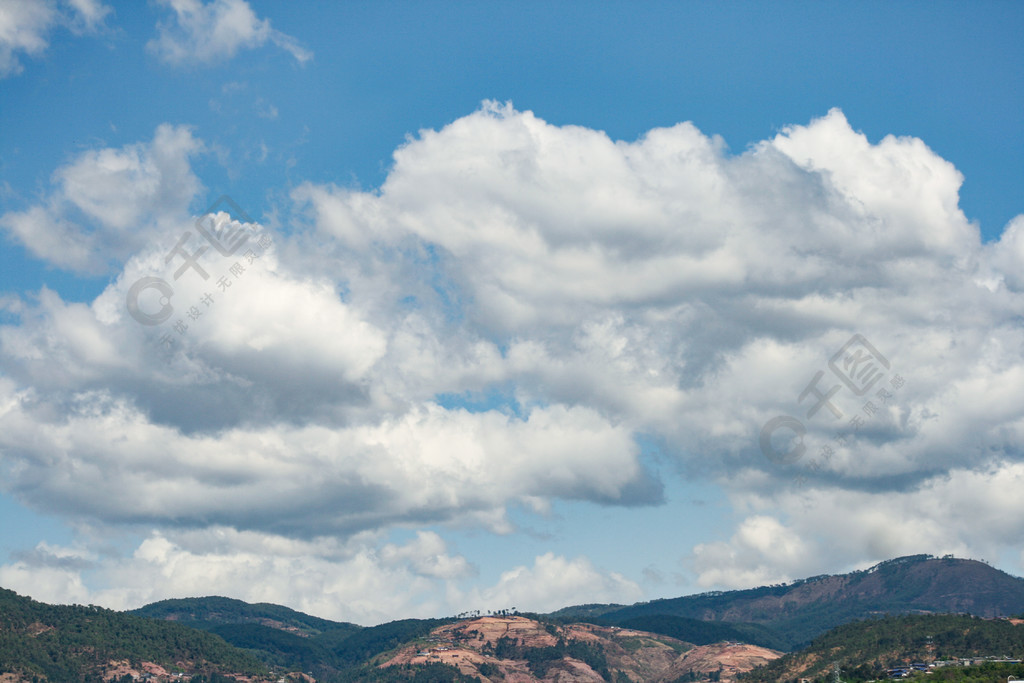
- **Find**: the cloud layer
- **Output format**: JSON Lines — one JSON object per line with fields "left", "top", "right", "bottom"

{"left": 1, "top": 124, "right": 202, "bottom": 273}
{"left": 1, "top": 103, "right": 1022, "bottom": 618}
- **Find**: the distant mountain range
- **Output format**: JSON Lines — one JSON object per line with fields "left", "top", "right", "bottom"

{"left": 2, "top": 554, "right": 1023, "bottom": 681}
{"left": 552, "top": 554, "right": 1024, "bottom": 650}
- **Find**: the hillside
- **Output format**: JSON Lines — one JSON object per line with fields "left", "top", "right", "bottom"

{"left": 131, "top": 604, "right": 783, "bottom": 682}
{"left": 133, "top": 598, "right": 458, "bottom": 681}
{"left": 0, "top": 587, "right": 267, "bottom": 682}
{"left": 129, "top": 596, "right": 785, "bottom": 681}
{"left": 589, "top": 615, "right": 788, "bottom": 652}
{"left": 561, "top": 555, "right": 1024, "bottom": 650}
{"left": 740, "top": 613, "right": 1024, "bottom": 682}
{"left": 378, "top": 614, "right": 781, "bottom": 682}
{"left": 132, "top": 596, "right": 361, "bottom": 639}
{"left": 6, "top": 553, "right": 1024, "bottom": 681}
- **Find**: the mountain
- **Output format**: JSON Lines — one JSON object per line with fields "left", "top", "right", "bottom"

{"left": 377, "top": 614, "right": 781, "bottom": 682}
{"left": 741, "top": 613, "right": 1024, "bottom": 682}
{"left": 131, "top": 596, "right": 361, "bottom": 638}
{"left": 120, "top": 599, "right": 789, "bottom": 681}
{"left": 0, "top": 587, "right": 267, "bottom": 682}
{"left": 133, "top": 597, "right": 465, "bottom": 681}
{"left": 6, "top": 553, "right": 1024, "bottom": 681}
{"left": 126, "top": 597, "right": 785, "bottom": 681}
{"left": 600, "top": 615, "right": 788, "bottom": 652}
{"left": 556, "top": 555, "right": 1024, "bottom": 650}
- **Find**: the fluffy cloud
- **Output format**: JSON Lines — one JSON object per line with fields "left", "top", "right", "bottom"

{"left": 0, "top": 0, "right": 55, "bottom": 76}
{"left": 0, "top": 125, "right": 202, "bottom": 274}
{"left": 466, "top": 553, "right": 643, "bottom": 613}
{"left": 0, "top": 382, "right": 649, "bottom": 536}
{"left": 148, "top": 0, "right": 311, "bottom": 66}
{"left": 0, "top": 0, "right": 110, "bottom": 77}
{"left": 286, "top": 102, "right": 1024, "bottom": 586}
{"left": 0, "top": 531, "right": 636, "bottom": 624}
{"left": 691, "top": 461, "right": 1024, "bottom": 588}
{"left": 0, "top": 216, "right": 652, "bottom": 537}
{"left": 1, "top": 104, "right": 1023, "bottom": 615}
{"left": 295, "top": 104, "right": 1022, "bottom": 480}
{"left": 691, "top": 516, "right": 813, "bottom": 589}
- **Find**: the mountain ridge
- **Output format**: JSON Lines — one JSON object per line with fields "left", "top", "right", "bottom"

{"left": 553, "top": 555, "right": 1024, "bottom": 650}
{"left": 131, "top": 595, "right": 361, "bottom": 638}
{"left": 4, "top": 553, "right": 1024, "bottom": 680}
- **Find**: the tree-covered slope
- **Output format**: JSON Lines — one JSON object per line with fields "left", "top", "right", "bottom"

{"left": 132, "top": 595, "right": 360, "bottom": 637}
{"left": 0, "top": 588, "right": 266, "bottom": 682}
{"left": 595, "top": 614, "right": 787, "bottom": 651}
{"left": 741, "top": 613, "right": 1024, "bottom": 683}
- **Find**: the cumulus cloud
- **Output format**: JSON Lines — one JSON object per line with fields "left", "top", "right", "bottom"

{"left": 466, "top": 552, "right": 643, "bottom": 614}
{"left": 287, "top": 102, "right": 1024, "bottom": 586}
{"left": 691, "top": 461, "right": 1024, "bottom": 588}
{"left": 0, "top": 531, "right": 635, "bottom": 624}
{"left": 0, "top": 124, "right": 203, "bottom": 273}
{"left": 0, "top": 0, "right": 110, "bottom": 77}
{"left": 147, "top": 0, "right": 312, "bottom": 66}
{"left": 0, "top": 382, "right": 649, "bottom": 537}
{"left": 1, "top": 104, "right": 1023, "bottom": 614}
{"left": 691, "top": 516, "right": 815, "bottom": 589}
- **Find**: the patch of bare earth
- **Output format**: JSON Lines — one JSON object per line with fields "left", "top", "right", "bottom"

{"left": 381, "top": 616, "right": 782, "bottom": 682}
{"left": 656, "top": 642, "right": 783, "bottom": 683}
{"left": 101, "top": 659, "right": 267, "bottom": 682}
{"left": 0, "top": 674, "right": 34, "bottom": 683}
{"left": 26, "top": 622, "right": 54, "bottom": 637}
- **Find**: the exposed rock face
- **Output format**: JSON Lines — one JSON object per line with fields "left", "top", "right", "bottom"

{"left": 666, "top": 642, "right": 783, "bottom": 682}
{"left": 380, "top": 615, "right": 782, "bottom": 682}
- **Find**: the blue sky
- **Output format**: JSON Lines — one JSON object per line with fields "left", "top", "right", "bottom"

{"left": 0, "top": 0, "right": 1023, "bottom": 624}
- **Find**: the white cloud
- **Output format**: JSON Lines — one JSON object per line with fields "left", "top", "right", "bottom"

{"left": 463, "top": 552, "right": 643, "bottom": 614}
{"left": 0, "top": 378, "right": 650, "bottom": 536}
{"left": 0, "top": 124, "right": 203, "bottom": 273}
{"left": 148, "top": 0, "right": 312, "bottom": 66}
{"left": 63, "top": 0, "right": 110, "bottom": 32}
{"left": 0, "top": 0, "right": 54, "bottom": 77}
{"left": 0, "top": 560, "right": 91, "bottom": 606}
{"left": 0, "top": 0, "right": 110, "bottom": 77}
{"left": 691, "top": 516, "right": 814, "bottom": 589}
{"left": 0, "top": 531, "right": 635, "bottom": 625}
{"left": 2, "top": 104, "right": 1023, "bottom": 613}
{"left": 691, "top": 461, "right": 1024, "bottom": 589}
{"left": 380, "top": 531, "right": 475, "bottom": 580}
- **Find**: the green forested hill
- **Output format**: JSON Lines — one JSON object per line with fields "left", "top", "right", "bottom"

{"left": 131, "top": 595, "right": 361, "bottom": 638}
{"left": 741, "top": 614, "right": 1024, "bottom": 682}
{"left": 0, "top": 588, "right": 266, "bottom": 681}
